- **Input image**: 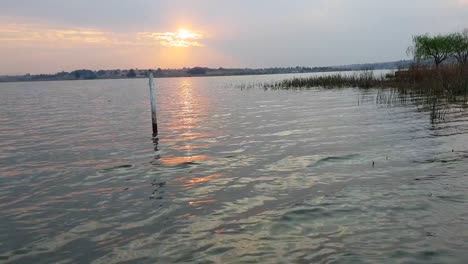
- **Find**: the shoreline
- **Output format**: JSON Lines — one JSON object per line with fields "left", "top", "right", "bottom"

{"left": 0, "top": 68, "right": 396, "bottom": 84}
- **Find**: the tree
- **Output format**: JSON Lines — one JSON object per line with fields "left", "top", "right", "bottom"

{"left": 450, "top": 31, "right": 468, "bottom": 65}
{"left": 71, "top": 69, "right": 97, "bottom": 80}
{"left": 408, "top": 34, "right": 454, "bottom": 68}
{"left": 187, "top": 67, "right": 207, "bottom": 75}
{"left": 126, "top": 69, "right": 137, "bottom": 78}
{"left": 97, "top": 70, "right": 107, "bottom": 76}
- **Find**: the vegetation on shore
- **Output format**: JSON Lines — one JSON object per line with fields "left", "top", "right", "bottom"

{"left": 257, "top": 30, "right": 468, "bottom": 100}
{"left": 0, "top": 62, "right": 413, "bottom": 83}
{"left": 258, "top": 71, "right": 384, "bottom": 90}
{"left": 248, "top": 30, "right": 468, "bottom": 122}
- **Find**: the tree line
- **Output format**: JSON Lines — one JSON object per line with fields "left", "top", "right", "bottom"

{"left": 408, "top": 29, "right": 468, "bottom": 67}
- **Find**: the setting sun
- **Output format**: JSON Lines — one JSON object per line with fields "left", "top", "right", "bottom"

{"left": 136, "top": 28, "right": 204, "bottom": 48}
{"left": 177, "top": 29, "right": 202, "bottom": 40}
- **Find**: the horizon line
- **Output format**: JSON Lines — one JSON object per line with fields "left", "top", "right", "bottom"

{"left": 1, "top": 59, "right": 412, "bottom": 77}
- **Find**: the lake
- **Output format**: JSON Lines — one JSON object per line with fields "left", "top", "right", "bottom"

{"left": 1, "top": 73, "right": 468, "bottom": 263}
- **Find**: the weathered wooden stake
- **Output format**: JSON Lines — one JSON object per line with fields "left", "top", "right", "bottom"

{"left": 149, "top": 72, "right": 158, "bottom": 135}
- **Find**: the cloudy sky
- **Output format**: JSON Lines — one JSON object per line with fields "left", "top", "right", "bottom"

{"left": 1, "top": 0, "right": 467, "bottom": 74}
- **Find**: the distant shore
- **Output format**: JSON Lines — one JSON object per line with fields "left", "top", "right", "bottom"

{"left": 0, "top": 60, "right": 411, "bottom": 83}
{"left": 0, "top": 69, "right": 355, "bottom": 83}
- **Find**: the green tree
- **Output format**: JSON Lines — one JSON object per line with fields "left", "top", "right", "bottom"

{"left": 451, "top": 31, "right": 468, "bottom": 65}
{"left": 408, "top": 34, "right": 454, "bottom": 68}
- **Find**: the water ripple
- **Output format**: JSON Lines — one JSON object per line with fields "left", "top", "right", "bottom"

{"left": 1, "top": 76, "right": 468, "bottom": 263}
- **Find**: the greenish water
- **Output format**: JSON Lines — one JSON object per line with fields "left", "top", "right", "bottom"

{"left": 0, "top": 73, "right": 467, "bottom": 263}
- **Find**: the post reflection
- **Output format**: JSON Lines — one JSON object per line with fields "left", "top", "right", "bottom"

{"left": 148, "top": 77, "right": 220, "bottom": 204}
{"left": 150, "top": 136, "right": 160, "bottom": 164}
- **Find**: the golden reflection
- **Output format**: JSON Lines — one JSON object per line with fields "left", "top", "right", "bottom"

{"left": 170, "top": 144, "right": 210, "bottom": 151}
{"left": 163, "top": 117, "right": 205, "bottom": 132}
{"left": 162, "top": 134, "right": 205, "bottom": 143}
{"left": 159, "top": 155, "right": 209, "bottom": 166}
{"left": 157, "top": 77, "right": 224, "bottom": 171}
{"left": 163, "top": 77, "right": 215, "bottom": 154}
{"left": 183, "top": 173, "right": 222, "bottom": 188}
{"left": 188, "top": 200, "right": 217, "bottom": 206}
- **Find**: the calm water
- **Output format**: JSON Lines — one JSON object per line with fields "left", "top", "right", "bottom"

{"left": 1, "top": 73, "right": 468, "bottom": 263}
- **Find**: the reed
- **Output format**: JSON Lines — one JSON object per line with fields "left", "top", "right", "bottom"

{"left": 257, "top": 65, "right": 468, "bottom": 101}
{"left": 251, "top": 65, "right": 468, "bottom": 123}
{"left": 393, "top": 64, "right": 468, "bottom": 100}
{"left": 261, "top": 71, "right": 385, "bottom": 90}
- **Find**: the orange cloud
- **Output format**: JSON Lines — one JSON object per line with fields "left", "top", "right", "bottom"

{"left": 137, "top": 29, "right": 204, "bottom": 47}
{"left": 0, "top": 23, "right": 112, "bottom": 44}
{"left": 0, "top": 19, "right": 224, "bottom": 74}
{"left": 0, "top": 22, "right": 205, "bottom": 48}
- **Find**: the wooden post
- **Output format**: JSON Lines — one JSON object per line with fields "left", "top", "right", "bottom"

{"left": 149, "top": 72, "right": 158, "bottom": 135}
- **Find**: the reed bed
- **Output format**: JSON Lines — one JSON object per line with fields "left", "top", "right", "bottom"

{"left": 262, "top": 71, "right": 385, "bottom": 90}
{"left": 256, "top": 65, "right": 468, "bottom": 101}
{"left": 248, "top": 65, "right": 468, "bottom": 123}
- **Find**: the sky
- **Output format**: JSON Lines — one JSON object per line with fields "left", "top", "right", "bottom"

{"left": 1, "top": 0, "right": 468, "bottom": 75}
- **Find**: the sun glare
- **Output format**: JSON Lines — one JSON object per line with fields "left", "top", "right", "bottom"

{"left": 137, "top": 28, "right": 204, "bottom": 48}
{"left": 177, "top": 29, "right": 200, "bottom": 40}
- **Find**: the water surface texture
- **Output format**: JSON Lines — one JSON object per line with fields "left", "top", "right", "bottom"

{"left": 1, "top": 74, "right": 468, "bottom": 263}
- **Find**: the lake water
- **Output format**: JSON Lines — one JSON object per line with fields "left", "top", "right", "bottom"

{"left": 1, "top": 73, "right": 468, "bottom": 263}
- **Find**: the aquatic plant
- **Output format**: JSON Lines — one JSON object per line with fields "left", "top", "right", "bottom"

{"left": 249, "top": 64, "right": 468, "bottom": 123}
{"left": 256, "top": 64, "right": 468, "bottom": 101}
{"left": 259, "top": 71, "right": 386, "bottom": 90}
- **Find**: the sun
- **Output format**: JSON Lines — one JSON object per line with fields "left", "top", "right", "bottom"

{"left": 138, "top": 28, "right": 204, "bottom": 47}
{"left": 176, "top": 29, "right": 202, "bottom": 40}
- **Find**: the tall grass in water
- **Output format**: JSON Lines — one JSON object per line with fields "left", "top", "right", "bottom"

{"left": 254, "top": 65, "right": 468, "bottom": 123}
{"left": 262, "top": 71, "right": 384, "bottom": 90}
{"left": 391, "top": 65, "right": 463, "bottom": 95}
{"left": 258, "top": 65, "right": 468, "bottom": 99}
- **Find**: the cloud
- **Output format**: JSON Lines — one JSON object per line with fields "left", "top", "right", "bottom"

{"left": 0, "top": 21, "right": 205, "bottom": 48}
{"left": 0, "top": 22, "right": 112, "bottom": 44}
{"left": 137, "top": 29, "right": 204, "bottom": 47}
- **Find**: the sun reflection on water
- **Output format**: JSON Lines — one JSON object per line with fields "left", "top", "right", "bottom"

{"left": 183, "top": 173, "right": 222, "bottom": 188}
